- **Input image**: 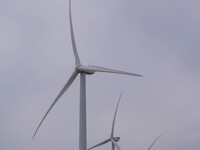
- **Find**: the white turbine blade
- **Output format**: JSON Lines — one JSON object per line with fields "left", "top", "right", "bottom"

{"left": 148, "top": 135, "right": 161, "bottom": 150}
{"left": 69, "top": 0, "right": 81, "bottom": 65}
{"left": 111, "top": 92, "right": 123, "bottom": 137}
{"left": 88, "top": 139, "right": 110, "bottom": 150}
{"left": 111, "top": 139, "right": 121, "bottom": 150}
{"left": 32, "top": 70, "right": 78, "bottom": 139}
{"left": 87, "top": 65, "right": 142, "bottom": 77}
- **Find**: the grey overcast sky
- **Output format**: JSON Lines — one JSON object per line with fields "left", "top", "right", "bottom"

{"left": 1, "top": 0, "right": 200, "bottom": 150}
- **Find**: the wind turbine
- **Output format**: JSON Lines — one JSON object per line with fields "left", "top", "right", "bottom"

{"left": 32, "top": 1, "right": 142, "bottom": 150}
{"left": 88, "top": 92, "right": 123, "bottom": 150}
{"left": 88, "top": 93, "right": 161, "bottom": 150}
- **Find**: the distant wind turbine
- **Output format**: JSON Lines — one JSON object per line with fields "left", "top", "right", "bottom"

{"left": 88, "top": 92, "right": 161, "bottom": 150}
{"left": 88, "top": 92, "right": 123, "bottom": 150}
{"left": 32, "top": 1, "right": 142, "bottom": 150}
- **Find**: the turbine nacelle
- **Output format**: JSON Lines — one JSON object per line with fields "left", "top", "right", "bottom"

{"left": 112, "top": 137, "right": 120, "bottom": 142}
{"left": 76, "top": 65, "right": 95, "bottom": 75}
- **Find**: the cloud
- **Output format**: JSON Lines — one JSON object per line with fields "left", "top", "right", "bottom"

{"left": 1, "top": 0, "right": 200, "bottom": 150}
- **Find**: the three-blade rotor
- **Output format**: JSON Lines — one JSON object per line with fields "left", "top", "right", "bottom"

{"left": 88, "top": 93, "right": 123, "bottom": 150}
{"left": 32, "top": 0, "right": 142, "bottom": 140}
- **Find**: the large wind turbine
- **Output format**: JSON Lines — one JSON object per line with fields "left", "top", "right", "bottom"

{"left": 88, "top": 93, "right": 123, "bottom": 150}
{"left": 32, "top": 1, "right": 142, "bottom": 150}
{"left": 88, "top": 93, "right": 161, "bottom": 150}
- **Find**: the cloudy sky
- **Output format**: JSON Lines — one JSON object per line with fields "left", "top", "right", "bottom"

{"left": 1, "top": 0, "right": 200, "bottom": 150}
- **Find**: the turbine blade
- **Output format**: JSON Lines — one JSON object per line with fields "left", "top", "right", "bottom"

{"left": 148, "top": 135, "right": 161, "bottom": 150}
{"left": 111, "top": 92, "right": 123, "bottom": 137}
{"left": 111, "top": 139, "right": 121, "bottom": 150}
{"left": 88, "top": 139, "right": 110, "bottom": 150}
{"left": 69, "top": 0, "right": 81, "bottom": 65}
{"left": 88, "top": 65, "right": 142, "bottom": 77}
{"left": 32, "top": 70, "right": 78, "bottom": 139}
